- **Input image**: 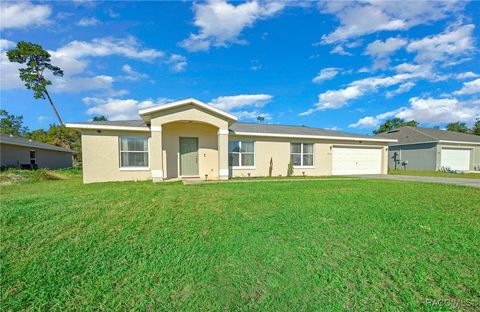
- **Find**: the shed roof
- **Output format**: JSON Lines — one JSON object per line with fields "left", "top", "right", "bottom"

{"left": 0, "top": 133, "right": 73, "bottom": 153}
{"left": 377, "top": 126, "right": 480, "bottom": 144}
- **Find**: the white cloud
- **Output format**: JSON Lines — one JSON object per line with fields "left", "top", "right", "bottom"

{"left": 250, "top": 59, "right": 262, "bottom": 71}
{"left": 166, "top": 54, "right": 187, "bottom": 72}
{"left": 0, "top": 40, "right": 23, "bottom": 89}
{"left": 52, "top": 75, "right": 114, "bottom": 93}
{"left": 180, "top": 0, "right": 285, "bottom": 51}
{"left": 209, "top": 94, "right": 273, "bottom": 111}
{"left": 0, "top": 39, "right": 15, "bottom": 50}
{"left": 0, "top": 2, "right": 51, "bottom": 30}
{"left": 301, "top": 72, "right": 427, "bottom": 115}
{"left": 349, "top": 110, "right": 400, "bottom": 129}
{"left": 330, "top": 45, "right": 352, "bottom": 56}
{"left": 365, "top": 37, "right": 407, "bottom": 69}
{"left": 312, "top": 68, "right": 339, "bottom": 83}
{"left": 83, "top": 97, "right": 170, "bottom": 120}
{"left": 120, "top": 64, "right": 148, "bottom": 81}
{"left": 407, "top": 24, "right": 475, "bottom": 64}
{"left": 366, "top": 37, "right": 407, "bottom": 58}
{"left": 233, "top": 110, "right": 272, "bottom": 121}
{"left": 77, "top": 17, "right": 100, "bottom": 27}
{"left": 456, "top": 72, "right": 479, "bottom": 80}
{"left": 453, "top": 78, "right": 480, "bottom": 95}
{"left": 1, "top": 36, "right": 182, "bottom": 93}
{"left": 320, "top": 1, "right": 461, "bottom": 43}
{"left": 349, "top": 97, "right": 480, "bottom": 129}
{"left": 54, "top": 36, "right": 164, "bottom": 61}
{"left": 46, "top": 37, "right": 164, "bottom": 93}
{"left": 385, "top": 82, "right": 415, "bottom": 98}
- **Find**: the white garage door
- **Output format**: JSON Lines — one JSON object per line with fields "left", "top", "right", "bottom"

{"left": 332, "top": 147, "right": 382, "bottom": 175}
{"left": 441, "top": 148, "right": 470, "bottom": 171}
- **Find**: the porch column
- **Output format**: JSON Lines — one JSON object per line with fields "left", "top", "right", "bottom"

{"left": 218, "top": 128, "right": 229, "bottom": 180}
{"left": 150, "top": 125, "right": 163, "bottom": 182}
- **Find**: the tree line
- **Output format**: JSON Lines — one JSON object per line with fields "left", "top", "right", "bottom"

{"left": 373, "top": 118, "right": 480, "bottom": 135}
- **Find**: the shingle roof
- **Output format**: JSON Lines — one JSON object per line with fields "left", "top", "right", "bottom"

{"left": 0, "top": 133, "right": 73, "bottom": 153}
{"left": 377, "top": 126, "right": 480, "bottom": 144}
{"left": 229, "top": 122, "right": 389, "bottom": 140}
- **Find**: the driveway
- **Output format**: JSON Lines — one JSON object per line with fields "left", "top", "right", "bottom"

{"left": 357, "top": 175, "right": 480, "bottom": 188}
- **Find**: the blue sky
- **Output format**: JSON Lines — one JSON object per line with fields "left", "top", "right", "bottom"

{"left": 1, "top": 1, "right": 479, "bottom": 134}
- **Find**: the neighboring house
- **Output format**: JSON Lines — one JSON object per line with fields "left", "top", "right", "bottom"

{"left": 66, "top": 98, "right": 396, "bottom": 183}
{"left": 0, "top": 133, "right": 73, "bottom": 169}
{"left": 377, "top": 126, "right": 480, "bottom": 172}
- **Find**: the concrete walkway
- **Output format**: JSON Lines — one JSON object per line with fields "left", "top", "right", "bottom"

{"left": 356, "top": 174, "right": 480, "bottom": 188}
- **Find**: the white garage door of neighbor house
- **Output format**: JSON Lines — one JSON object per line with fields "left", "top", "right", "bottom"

{"left": 441, "top": 148, "right": 470, "bottom": 171}
{"left": 332, "top": 147, "right": 382, "bottom": 175}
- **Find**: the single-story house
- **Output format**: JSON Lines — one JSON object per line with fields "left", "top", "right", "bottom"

{"left": 377, "top": 126, "right": 480, "bottom": 172}
{"left": 0, "top": 133, "right": 73, "bottom": 169}
{"left": 66, "top": 98, "right": 396, "bottom": 183}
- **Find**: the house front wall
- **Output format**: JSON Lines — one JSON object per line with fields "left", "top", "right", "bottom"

{"left": 229, "top": 135, "right": 389, "bottom": 177}
{"left": 0, "top": 143, "right": 72, "bottom": 169}
{"left": 81, "top": 130, "right": 152, "bottom": 183}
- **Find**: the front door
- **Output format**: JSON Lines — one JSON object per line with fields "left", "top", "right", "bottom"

{"left": 180, "top": 137, "right": 199, "bottom": 176}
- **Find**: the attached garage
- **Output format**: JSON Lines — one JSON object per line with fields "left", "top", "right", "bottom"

{"left": 440, "top": 148, "right": 471, "bottom": 171}
{"left": 332, "top": 147, "right": 383, "bottom": 175}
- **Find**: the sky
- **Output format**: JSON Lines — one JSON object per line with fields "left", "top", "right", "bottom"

{"left": 0, "top": 0, "right": 479, "bottom": 134}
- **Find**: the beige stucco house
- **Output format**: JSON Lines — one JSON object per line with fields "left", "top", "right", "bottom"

{"left": 0, "top": 133, "right": 73, "bottom": 169}
{"left": 67, "top": 98, "right": 396, "bottom": 183}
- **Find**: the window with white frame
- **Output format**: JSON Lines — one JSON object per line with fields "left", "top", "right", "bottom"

{"left": 229, "top": 140, "right": 254, "bottom": 167}
{"left": 290, "top": 143, "right": 314, "bottom": 167}
{"left": 119, "top": 137, "right": 149, "bottom": 167}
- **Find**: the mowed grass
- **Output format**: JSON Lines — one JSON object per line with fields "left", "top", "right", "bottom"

{"left": 1, "top": 175, "right": 479, "bottom": 310}
{"left": 389, "top": 169, "right": 480, "bottom": 179}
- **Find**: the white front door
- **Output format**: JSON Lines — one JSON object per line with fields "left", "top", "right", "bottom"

{"left": 441, "top": 148, "right": 470, "bottom": 171}
{"left": 332, "top": 147, "right": 382, "bottom": 175}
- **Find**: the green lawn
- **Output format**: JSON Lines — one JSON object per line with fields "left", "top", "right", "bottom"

{"left": 1, "top": 174, "right": 479, "bottom": 310}
{"left": 389, "top": 169, "right": 480, "bottom": 179}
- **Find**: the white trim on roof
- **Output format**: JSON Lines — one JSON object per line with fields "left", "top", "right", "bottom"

{"left": 138, "top": 98, "right": 238, "bottom": 121}
{"left": 230, "top": 131, "right": 397, "bottom": 143}
{"left": 438, "top": 140, "right": 480, "bottom": 145}
{"left": 390, "top": 140, "right": 480, "bottom": 147}
{"left": 66, "top": 123, "right": 150, "bottom": 132}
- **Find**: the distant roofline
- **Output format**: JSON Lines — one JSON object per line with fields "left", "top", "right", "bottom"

{"left": 379, "top": 126, "right": 480, "bottom": 144}
{"left": 390, "top": 140, "right": 480, "bottom": 146}
{"left": 0, "top": 134, "right": 73, "bottom": 153}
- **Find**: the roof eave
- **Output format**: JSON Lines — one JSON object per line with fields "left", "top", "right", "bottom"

{"left": 66, "top": 123, "right": 150, "bottom": 132}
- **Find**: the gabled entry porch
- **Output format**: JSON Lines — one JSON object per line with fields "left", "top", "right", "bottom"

{"left": 137, "top": 98, "right": 237, "bottom": 182}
